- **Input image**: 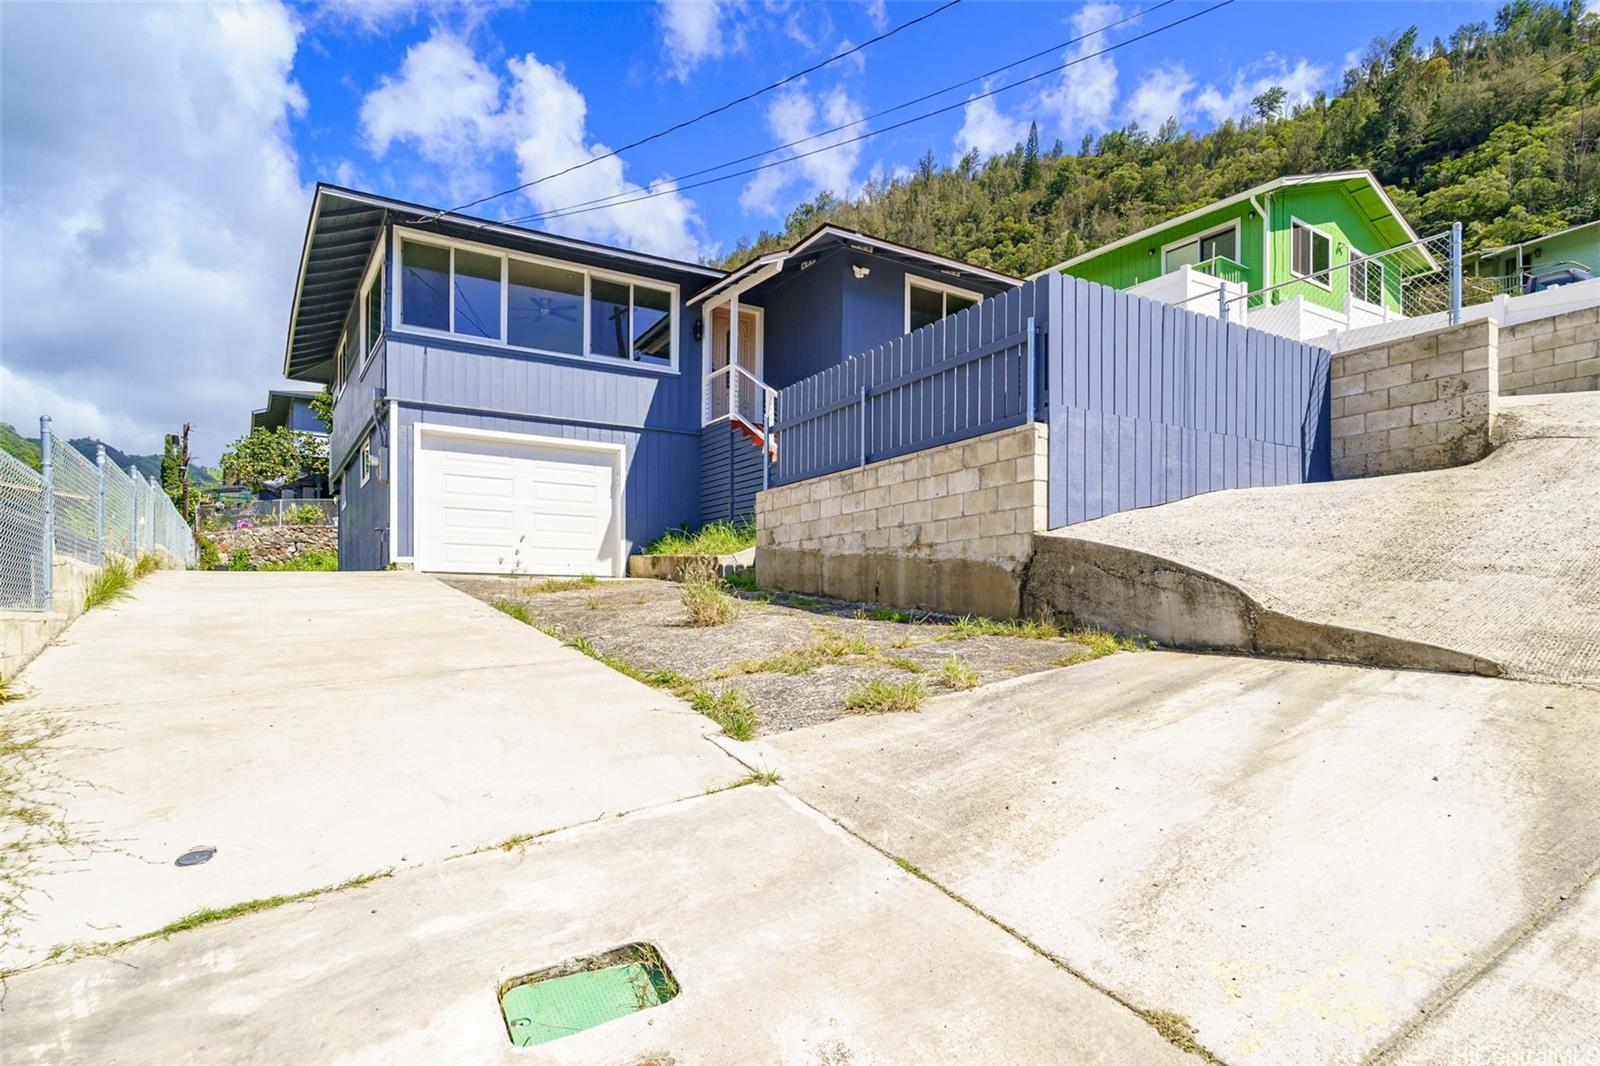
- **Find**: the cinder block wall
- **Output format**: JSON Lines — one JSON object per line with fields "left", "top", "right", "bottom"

{"left": 1330, "top": 319, "right": 1499, "bottom": 479}
{"left": 1498, "top": 306, "right": 1600, "bottom": 396}
{"left": 755, "top": 423, "right": 1048, "bottom": 618}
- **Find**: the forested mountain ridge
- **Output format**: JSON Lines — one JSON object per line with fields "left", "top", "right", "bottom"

{"left": 721, "top": 0, "right": 1599, "bottom": 277}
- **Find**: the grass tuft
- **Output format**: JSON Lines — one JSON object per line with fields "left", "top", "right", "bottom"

{"left": 939, "top": 615, "right": 1062, "bottom": 641}
{"left": 521, "top": 574, "right": 599, "bottom": 594}
{"left": 722, "top": 569, "right": 758, "bottom": 593}
{"left": 937, "top": 656, "right": 981, "bottom": 690}
{"left": 858, "top": 607, "right": 913, "bottom": 623}
{"left": 1139, "top": 1009, "right": 1218, "bottom": 1061}
{"left": 256, "top": 549, "right": 339, "bottom": 572}
{"left": 1051, "top": 626, "right": 1153, "bottom": 665}
{"left": 893, "top": 855, "right": 928, "bottom": 879}
{"left": 492, "top": 596, "right": 535, "bottom": 625}
{"left": 132, "top": 553, "right": 161, "bottom": 578}
{"left": 689, "top": 686, "right": 758, "bottom": 740}
{"left": 83, "top": 558, "right": 133, "bottom": 610}
{"left": 681, "top": 561, "right": 741, "bottom": 627}
{"left": 642, "top": 520, "right": 755, "bottom": 557}
{"left": 710, "top": 769, "right": 782, "bottom": 793}
{"left": 843, "top": 678, "right": 926, "bottom": 714}
{"left": 718, "top": 626, "right": 877, "bottom": 678}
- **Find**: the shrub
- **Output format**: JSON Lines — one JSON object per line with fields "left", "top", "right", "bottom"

{"left": 83, "top": 557, "right": 133, "bottom": 610}
{"left": 681, "top": 561, "right": 740, "bottom": 627}
{"left": 643, "top": 520, "right": 756, "bottom": 556}
{"left": 257, "top": 550, "right": 338, "bottom": 572}
{"left": 843, "top": 678, "right": 926, "bottom": 714}
{"left": 287, "top": 503, "right": 324, "bottom": 526}
{"left": 196, "top": 534, "right": 222, "bottom": 570}
{"left": 227, "top": 547, "right": 254, "bottom": 572}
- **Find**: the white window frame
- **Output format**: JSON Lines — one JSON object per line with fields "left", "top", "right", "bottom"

{"left": 903, "top": 274, "right": 984, "bottom": 334}
{"left": 1289, "top": 218, "right": 1333, "bottom": 290}
{"left": 392, "top": 226, "right": 680, "bottom": 374}
{"left": 1348, "top": 251, "right": 1385, "bottom": 307}
{"left": 359, "top": 240, "right": 386, "bottom": 369}
{"left": 333, "top": 329, "right": 350, "bottom": 400}
{"left": 1160, "top": 220, "right": 1242, "bottom": 273}
{"left": 359, "top": 434, "right": 371, "bottom": 487}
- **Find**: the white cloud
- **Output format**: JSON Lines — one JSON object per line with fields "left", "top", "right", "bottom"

{"left": 0, "top": 1, "right": 309, "bottom": 465}
{"left": 357, "top": 32, "right": 712, "bottom": 261}
{"left": 1126, "top": 62, "right": 1195, "bottom": 131}
{"left": 1040, "top": 2, "right": 1126, "bottom": 138}
{"left": 658, "top": 0, "right": 744, "bottom": 81}
{"left": 739, "top": 85, "right": 866, "bottom": 216}
{"left": 1194, "top": 56, "right": 1327, "bottom": 124}
{"left": 954, "top": 91, "right": 1027, "bottom": 161}
{"left": 863, "top": 0, "right": 888, "bottom": 31}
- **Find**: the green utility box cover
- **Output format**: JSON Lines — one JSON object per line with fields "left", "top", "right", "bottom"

{"left": 500, "top": 948, "right": 677, "bottom": 1047}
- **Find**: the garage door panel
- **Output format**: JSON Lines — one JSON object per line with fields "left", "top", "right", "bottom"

{"left": 417, "top": 431, "right": 620, "bottom": 577}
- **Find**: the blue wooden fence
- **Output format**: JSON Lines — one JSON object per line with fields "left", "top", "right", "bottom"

{"left": 1046, "top": 274, "right": 1331, "bottom": 527}
{"left": 768, "top": 272, "right": 1331, "bottom": 529}
{"left": 771, "top": 281, "right": 1049, "bottom": 486}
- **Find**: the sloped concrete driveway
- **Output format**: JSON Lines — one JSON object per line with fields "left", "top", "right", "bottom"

{"left": 742, "top": 653, "right": 1600, "bottom": 1065}
{"left": 2, "top": 571, "right": 739, "bottom": 970}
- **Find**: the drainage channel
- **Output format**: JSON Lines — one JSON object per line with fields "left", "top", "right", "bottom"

{"left": 499, "top": 943, "right": 678, "bottom": 1047}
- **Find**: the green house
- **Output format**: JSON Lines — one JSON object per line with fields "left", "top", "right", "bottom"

{"left": 1040, "top": 171, "right": 1431, "bottom": 335}
{"left": 1465, "top": 219, "right": 1599, "bottom": 294}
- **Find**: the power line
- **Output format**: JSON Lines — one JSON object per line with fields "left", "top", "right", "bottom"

{"left": 506, "top": 0, "right": 1236, "bottom": 227}
{"left": 489, "top": 0, "right": 1178, "bottom": 225}
{"left": 442, "top": 0, "right": 966, "bottom": 218}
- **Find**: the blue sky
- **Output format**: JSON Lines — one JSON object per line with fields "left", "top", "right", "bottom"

{"left": 0, "top": 0, "right": 1497, "bottom": 463}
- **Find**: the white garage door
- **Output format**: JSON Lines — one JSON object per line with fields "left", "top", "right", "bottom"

{"left": 415, "top": 429, "right": 622, "bottom": 576}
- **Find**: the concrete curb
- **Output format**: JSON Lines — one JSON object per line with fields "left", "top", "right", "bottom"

{"left": 1022, "top": 535, "right": 1504, "bottom": 677}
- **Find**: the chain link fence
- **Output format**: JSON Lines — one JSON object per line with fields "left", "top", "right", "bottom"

{"left": 0, "top": 416, "right": 196, "bottom": 613}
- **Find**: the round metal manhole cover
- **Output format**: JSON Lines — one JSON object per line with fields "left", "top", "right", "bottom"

{"left": 175, "top": 846, "right": 216, "bottom": 867}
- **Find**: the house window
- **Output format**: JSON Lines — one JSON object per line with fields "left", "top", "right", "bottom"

{"left": 1164, "top": 225, "right": 1237, "bottom": 272}
{"left": 508, "top": 259, "right": 583, "bottom": 354}
{"left": 394, "top": 231, "right": 678, "bottom": 370}
{"left": 359, "top": 435, "right": 371, "bottom": 487}
{"left": 1349, "top": 252, "right": 1384, "bottom": 305}
{"left": 1291, "top": 221, "right": 1332, "bottom": 287}
{"left": 906, "top": 278, "right": 980, "bottom": 332}
{"left": 363, "top": 260, "right": 384, "bottom": 356}
{"left": 401, "top": 241, "right": 450, "bottom": 331}
{"left": 335, "top": 330, "right": 351, "bottom": 392}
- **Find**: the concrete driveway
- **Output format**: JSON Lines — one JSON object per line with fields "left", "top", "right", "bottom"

{"left": 741, "top": 653, "right": 1600, "bottom": 1065}
{"left": 3, "top": 571, "right": 740, "bottom": 969}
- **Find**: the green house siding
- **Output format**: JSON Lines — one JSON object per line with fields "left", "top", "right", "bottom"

{"left": 1469, "top": 223, "right": 1600, "bottom": 280}
{"left": 1064, "top": 178, "right": 1407, "bottom": 315}
{"left": 1067, "top": 202, "right": 1265, "bottom": 294}
{"left": 1269, "top": 185, "right": 1402, "bottom": 313}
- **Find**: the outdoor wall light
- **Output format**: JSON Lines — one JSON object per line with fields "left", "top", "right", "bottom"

{"left": 852, "top": 264, "right": 871, "bottom": 279}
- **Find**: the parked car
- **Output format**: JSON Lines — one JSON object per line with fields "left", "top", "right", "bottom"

{"left": 1529, "top": 261, "right": 1594, "bottom": 291}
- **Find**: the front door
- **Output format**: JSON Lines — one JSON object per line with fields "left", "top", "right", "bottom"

{"left": 708, "top": 306, "right": 762, "bottom": 423}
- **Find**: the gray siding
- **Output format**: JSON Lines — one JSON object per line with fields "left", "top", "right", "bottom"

{"left": 336, "top": 446, "right": 388, "bottom": 571}
{"left": 699, "top": 423, "right": 764, "bottom": 524}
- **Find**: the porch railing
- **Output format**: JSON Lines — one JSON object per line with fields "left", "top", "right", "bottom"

{"left": 1193, "top": 255, "right": 1249, "bottom": 285}
{"left": 704, "top": 363, "right": 777, "bottom": 436}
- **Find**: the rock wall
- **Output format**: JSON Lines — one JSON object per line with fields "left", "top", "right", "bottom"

{"left": 214, "top": 525, "right": 338, "bottom": 567}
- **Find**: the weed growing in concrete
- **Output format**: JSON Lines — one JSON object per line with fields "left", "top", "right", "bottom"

{"left": 940, "top": 615, "right": 1061, "bottom": 641}
{"left": 522, "top": 575, "right": 599, "bottom": 595}
{"left": 722, "top": 570, "right": 758, "bottom": 593}
{"left": 884, "top": 655, "right": 924, "bottom": 674}
{"left": 718, "top": 627, "right": 878, "bottom": 677}
{"left": 640, "top": 669, "right": 701, "bottom": 700}
{"left": 681, "top": 561, "right": 741, "bottom": 627}
{"left": 844, "top": 678, "right": 926, "bottom": 714}
{"left": 132, "top": 553, "right": 160, "bottom": 579}
{"left": 857, "top": 607, "right": 914, "bottom": 623}
{"left": 892, "top": 855, "right": 928, "bottom": 879}
{"left": 0, "top": 704, "right": 77, "bottom": 943}
{"left": 937, "top": 656, "right": 981, "bottom": 690}
{"left": 1050, "top": 627, "right": 1152, "bottom": 666}
{"left": 1139, "top": 1009, "right": 1217, "bottom": 1061}
{"left": 584, "top": 593, "right": 604, "bottom": 610}
{"left": 642, "top": 520, "right": 755, "bottom": 556}
{"left": 491, "top": 596, "right": 535, "bottom": 625}
{"left": 709, "top": 770, "right": 782, "bottom": 793}
{"left": 689, "top": 686, "right": 758, "bottom": 740}
{"left": 82, "top": 557, "right": 133, "bottom": 610}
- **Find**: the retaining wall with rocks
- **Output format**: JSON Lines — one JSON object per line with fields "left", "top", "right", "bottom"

{"left": 214, "top": 525, "right": 338, "bottom": 567}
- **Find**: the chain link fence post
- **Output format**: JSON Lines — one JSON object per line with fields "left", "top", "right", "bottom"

{"left": 1449, "top": 221, "right": 1463, "bottom": 326}
{"left": 39, "top": 416, "right": 55, "bottom": 608}
{"left": 128, "top": 464, "right": 140, "bottom": 559}
{"left": 95, "top": 444, "right": 107, "bottom": 563}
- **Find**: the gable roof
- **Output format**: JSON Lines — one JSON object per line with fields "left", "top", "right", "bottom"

{"left": 251, "top": 388, "right": 321, "bottom": 432}
{"left": 1032, "top": 170, "right": 1427, "bottom": 278}
{"left": 283, "top": 184, "right": 723, "bottom": 382}
{"left": 1465, "top": 217, "right": 1600, "bottom": 261}
{"left": 688, "top": 223, "right": 1020, "bottom": 308}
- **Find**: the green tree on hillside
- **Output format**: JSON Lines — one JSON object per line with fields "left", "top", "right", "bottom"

{"left": 219, "top": 427, "right": 328, "bottom": 493}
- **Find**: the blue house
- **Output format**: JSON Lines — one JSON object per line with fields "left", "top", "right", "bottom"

{"left": 282, "top": 185, "right": 1017, "bottom": 573}
{"left": 251, "top": 388, "right": 328, "bottom": 436}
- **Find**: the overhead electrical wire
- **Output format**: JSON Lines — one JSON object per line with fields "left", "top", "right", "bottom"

{"left": 500, "top": 0, "right": 1236, "bottom": 227}
{"left": 439, "top": 0, "right": 966, "bottom": 217}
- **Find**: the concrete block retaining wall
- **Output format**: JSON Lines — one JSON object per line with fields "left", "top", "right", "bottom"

{"left": 756, "top": 423, "right": 1048, "bottom": 618}
{"left": 1330, "top": 319, "right": 1499, "bottom": 479}
{"left": 1497, "top": 305, "right": 1600, "bottom": 396}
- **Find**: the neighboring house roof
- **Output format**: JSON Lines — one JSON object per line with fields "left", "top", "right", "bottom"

{"left": 252, "top": 388, "right": 322, "bottom": 433}
{"left": 688, "top": 223, "right": 1021, "bottom": 308}
{"left": 1032, "top": 170, "right": 1429, "bottom": 278}
{"left": 1464, "top": 217, "right": 1600, "bottom": 262}
{"left": 283, "top": 184, "right": 724, "bottom": 382}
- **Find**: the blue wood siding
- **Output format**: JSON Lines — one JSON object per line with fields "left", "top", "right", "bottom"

{"left": 336, "top": 444, "right": 388, "bottom": 571}
{"left": 772, "top": 280, "right": 1047, "bottom": 486}
{"left": 1045, "top": 274, "right": 1330, "bottom": 527}
{"left": 699, "top": 423, "right": 764, "bottom": 524}
{"left": 287, "top": 398, "right": 326, "bottom": 434}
